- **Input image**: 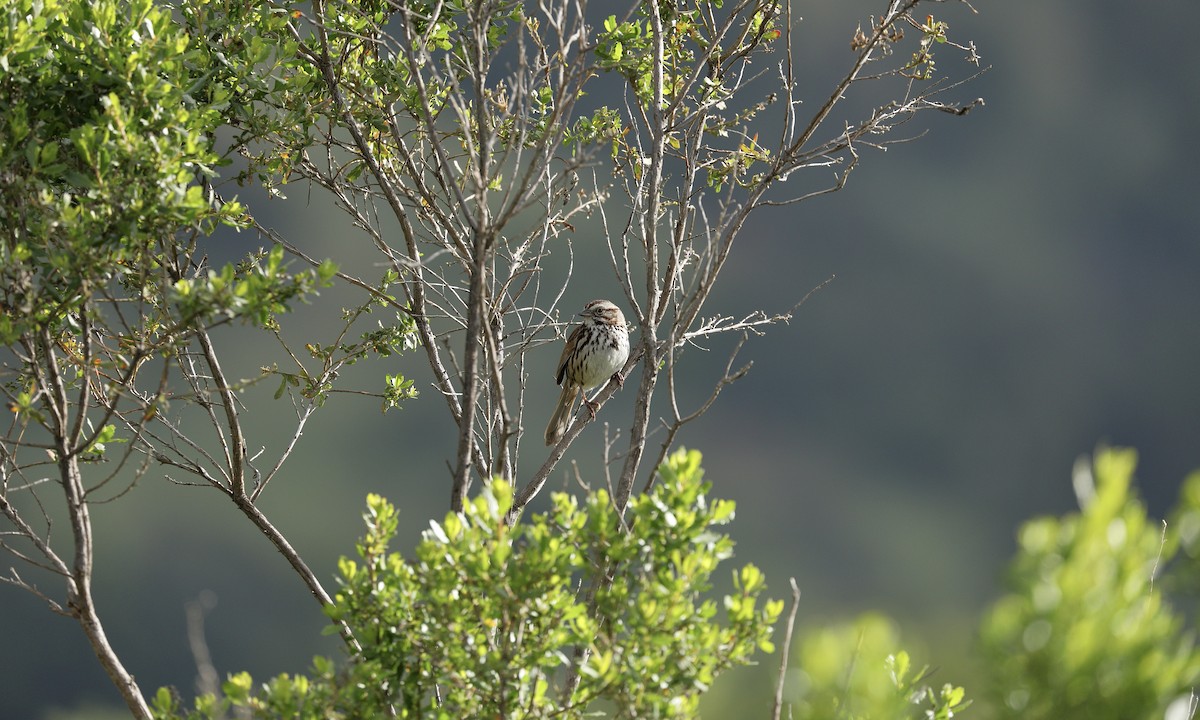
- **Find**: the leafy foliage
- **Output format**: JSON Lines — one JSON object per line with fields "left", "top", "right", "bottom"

{"left": 0, "top": 0, "right": 244, "bottom": 341}
{"left": 150, "top": 449, "right": 783, "bottom": 719}
{"left": 0, "top": 0, "right": 414, "bottom": 460}
{"left": 980, "top": 448, "right": 1200, "bottom": 719}
{"left": 784, "top": 613, "right": 969, "bottom": 720}
{"left": 0, "top": 0, "right": 340, "bottom": 365}
{"left": 1, "top": 3, "right": 417, "bottom": 712}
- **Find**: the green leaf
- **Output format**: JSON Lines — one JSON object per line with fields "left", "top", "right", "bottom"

{"left": 887, "top": 650, "right": 910, "bottom": 685}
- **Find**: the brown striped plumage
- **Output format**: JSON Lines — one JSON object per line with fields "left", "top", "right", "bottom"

{"left": 544, "top": 299, "right": 630, "bottom": 445}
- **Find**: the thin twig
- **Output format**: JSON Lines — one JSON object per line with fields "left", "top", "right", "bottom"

{"left": 771, "top": 578, "right": 802, "bottom": 720}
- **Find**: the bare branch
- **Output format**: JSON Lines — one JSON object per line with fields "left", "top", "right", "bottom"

{"left": 771, "top": 578, "right": 803, "bottom": 720}
{"left": 645, "top": 333, "right": 752, "bottom": 495}
{"left": 186, "top": 591, "right": 220, "bottom": 699}
{"left": 195, "top": 329, "right": 247, "bottom": 497}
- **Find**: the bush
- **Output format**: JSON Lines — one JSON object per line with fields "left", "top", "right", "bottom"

{"left": 980, "top": 448, "right": 1200, "bottom": 719}
{"left": 779, "top": 613, "right": 968, "bottom": 720}
{"left": 152, "top": 449, "right": 783, "bottom": 719}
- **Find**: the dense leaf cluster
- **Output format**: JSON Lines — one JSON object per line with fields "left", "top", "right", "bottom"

{"left": 0, "top": 0, "right": 335, "bottom": 351}
{"left": 981, "top": 449, "right": 1200, "bottom": 719}
{"left": 151, "top": 449, "right": 782, "bottom": 719}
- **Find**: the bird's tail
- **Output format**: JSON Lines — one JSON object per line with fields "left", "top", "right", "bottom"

{"left": 544, "top": 384, "right": 578, "bottom": 445}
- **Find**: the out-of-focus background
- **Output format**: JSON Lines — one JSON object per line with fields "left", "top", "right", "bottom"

{"left": 5, "top": 2, "right": 1200, "bottom": 717}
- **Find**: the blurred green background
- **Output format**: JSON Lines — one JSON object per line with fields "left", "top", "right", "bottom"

{"left": 5, "top": 1, "right": 1200, "bottom": 717}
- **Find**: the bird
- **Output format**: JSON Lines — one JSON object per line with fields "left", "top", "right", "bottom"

{"left": 544, "top": 299, "right": 630, "bottom": 445}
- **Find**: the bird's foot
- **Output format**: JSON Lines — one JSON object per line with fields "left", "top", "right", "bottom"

{"left": 583, "top": 399, "right": 600, "bottom": 419}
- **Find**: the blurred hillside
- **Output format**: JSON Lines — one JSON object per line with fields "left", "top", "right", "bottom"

{"left": 4, "top": 1, "right": 1199, "bottom": 717}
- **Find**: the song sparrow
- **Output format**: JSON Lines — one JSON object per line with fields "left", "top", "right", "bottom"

{"left": 544, "top": 299, "right": 630, "bottom": 445}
